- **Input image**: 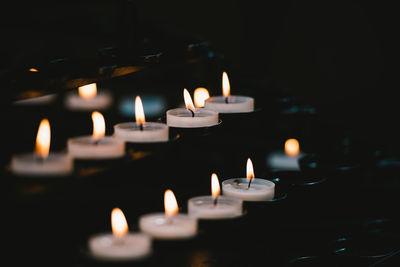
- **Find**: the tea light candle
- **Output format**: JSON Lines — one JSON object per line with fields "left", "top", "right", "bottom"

{"left": 65, "top": 83, "right": 112, "bottom": 111}
{"left": 11, "top": 119, "right": 73, "bottom": 176}
{"left": 267, "top": 138, "right": 304, "bottom": 170}
{"left": 204, "top": 72, "right": 254, "bottom": 113}
{"left": 188, "top": 173, "right": 243, "bottom": 219}
{"left": 166, "top": 89, "right": 219, "bottom": 128}
{"left": 222, "top": 158, "right": 275, "bottom": 201}
{"left": 139, "top": 190, "right": 197, "bottom": 239}
{"left": 67, "top": 112, "right": 125, "bottom": 159}
{"left": 114, "top": 96, "right": 169, "bottom": 142}
{"left": 89, "top": 208, "right": 152, "bottom": 261}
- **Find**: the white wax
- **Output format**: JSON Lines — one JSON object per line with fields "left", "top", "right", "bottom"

{"left": 11, "top": 153, "right": 73, "bottom": 176}
{"left": 187, "top": 196, "right": 243, "bottom": 219}
{"left": 267, "top": 151, "right": 303, "bottom": 171}
{"left": 166, "top": 108, "right": 219, "bottom": 128}
{"left": 204, "top": 96, "right": 254, "bottom": 113}
{"left": 14, "top": 94, "right": 56, "bottom": 106}
{"left": 88, "top": 233, "right": 151, "bottom": 261}
{"left": 139, "top": 213, "right": 197, "bottom": 240}
{"left": 64, "top": 91, "right": 112, "bottom": 111}
{"left": 67, "top": 136, "right": 125, "bottom": 159}
{"left": 222, "top": 178, "right": 275, "bottom": 201}
{"left": 113, "top": 122, "right": 169, "bottom": 143}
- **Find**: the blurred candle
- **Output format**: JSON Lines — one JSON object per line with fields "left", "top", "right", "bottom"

{"left": 267, "top": 138, "right": 304, "bottom": 170}
{"left": 89, "top": 207, "right": 152, "bottom": 261}
{"left": 65, "top": 83, "right": 112, "bottom": 111}
{"left": 11, "top": 119, "right": 73, "bottom": 176}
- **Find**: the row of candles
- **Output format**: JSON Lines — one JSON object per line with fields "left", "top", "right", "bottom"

{"left": 9, "top": 71, "right": 304, "bottom": 262}
{"left": 89, "top": 158, "right": 271, "bottom": 261}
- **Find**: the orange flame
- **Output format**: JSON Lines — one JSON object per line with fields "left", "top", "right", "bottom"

{"left": 211, "top": 173, "right": 220, "bottom": 200}
{"left": 285, "top": 138, "right": 300, "bottom": 157}
{"left": 35, "top": 119, "right": 51, "bottom": 159}
{"left": 183, "top": 88, "right": 196, "bottom": 113}
{"left": 222, "top": 72, "right": 231, "bottom": 98}
{"left": 246, "top": 158, "right": 255, "bottom": 182}
{"left": 164, "top": 189, "right": 179, "bottom": 217}
{"left": 29, "top": 68, "right": 39, "bottom": 72}
{"left": 111, "top": 207, "right": 129, "bottom": 238}
{"left": 193, "top": 88, "right": 210, "bottom": 108}
{"left": 78, "top": 83, "right": 97, "bottom": 99}
{"left": 135, "top": 96, "right": 146, "bottom": 125}
{"left": 91, "top": 111, "right": 105, "bottom": 140}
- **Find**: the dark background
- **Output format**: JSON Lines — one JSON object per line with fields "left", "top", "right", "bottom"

{"left": 1, "top": 0, "right": 399, "bottom": 151}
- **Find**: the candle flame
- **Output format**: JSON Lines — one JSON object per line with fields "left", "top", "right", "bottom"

{"left": 164, "top": 189, "right": 179, "bottom": 217}
{"left": 29, "top": 68, "right": 39, "bottom": 72}
{"left": 78, "top": 83, "right": 97, "bottom": 99}
{"left": 285, "top": 138, "right": 300, "bottom": 157}
{"left": 91, "top": 111, "right": 105, "bottom": 140}
{"left": 246, "top": 158, "right": 255, "bottom": 182}
{"left": 111, "top": 207, "right": 129, "bottom": 238}
{"left": 183, "top": 88, "right": 196, "bottom": 113}
{"left": 211, "top": 173, "right": 220, "bottom": 200}
{"left": 193, "top": 87, "right": 210, "bottom": 108}
{"left": 222, "top": 72, "right": 231, "bottom": 98}
{"left": 135, "top": 96, "right": 146, "bottom": 125}
{"left": 35, "top": 119, "right": 51, "bottom": 159}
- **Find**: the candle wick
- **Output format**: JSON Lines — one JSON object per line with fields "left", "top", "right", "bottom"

{"left": 213, "top": 197, "right": 218, "bottom": 206}
{"left": 188, "top": 109, "right": 195, "bottom": 117}
{"left": 139, "top": 123, "right": 144, "bottom": 131}
{"left": 247, "top": 178, "right": 253, "bottom": 189}
{"left": 113, "top": 236, "right": 126, "bottom": 246}
{"left": 224, "top": 97, "right": 229, "bottom": 104}
{"left": 35, "top": 155, "right": 45, "bottom": 164}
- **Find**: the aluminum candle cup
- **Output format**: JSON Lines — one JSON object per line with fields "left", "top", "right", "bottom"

{"left": 222, "top": 178, "right": 275, "bottom": 201}
{"left": 204, "top": 95, "right": 254, "bottom": 113}
{"left": 11, "top": 153, "right": 73, "bottom": 176}
{"left": 67, "top": 136, "right": 125, "bottom": 159}
{"left": 166, "top": 108, "right": 219, "bottom": 128}
{"left": 187, "top": 196, "right": 243, "bottom": 219}
{"left": 138, "top": 213, "right": 198, "bottom": 240}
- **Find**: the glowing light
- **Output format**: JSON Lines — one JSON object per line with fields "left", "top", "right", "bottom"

{"left": 193, "top": 88, "right": 210, "bottom": 108}
{"left": 91, "top": 111, "right": 105, "bottom": 140}
{"left": 135, "top": 96, "right": 146, "bottom": 125}
{"left": 35, "top": 119, "right": 51, "bottom": 159}
{"left": 78, "top": 83, "right": 97, "bottom": 99}
{"left": 211, "top": 173, "right": 220, "bottom": 200}
{"left": 222, "top": 72, "right": 231, "bottom": 98}
{"left": 285, "top": 138, "right": 300, "bottom": 157}
{"left": 183, "top": 88, "right": 196, "bottom": 113}
{"left": 111, "top": 207, "right": 129, "bottom": 238}
{"left": 246, "top": 158, "right": 255, "bottom": 182}
{"left": 164, "top": 189, "right": 179, "bottom": 217}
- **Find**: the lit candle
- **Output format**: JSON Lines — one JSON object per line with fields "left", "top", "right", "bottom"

{"left": 11, "top": 118, "right": 73, "bottom": 176}
{"left": 139, "top": 189, "right": 198, "bottom": 239}
{"left": 204, "top": 72, "right": 254, "bottom": 113}
{"left": 267, "top": 138, "right": 304, "bottom": 171}
{"left": 67, "top": 111, "right": 125, "bottom": 159}
{"left": 88, "top": 207, "right": 152, "bottom": 261}
{"left": 193, "top": 87, "right": 210, "bottom": 108}
{"left": 222, "top": 158, "right": 275, "bottom": 201}
{"left": 114, "top": 96, "right": 169, "bottom": 143}
{"left": 166, "top": 89, "right": 219, "bottom": 128}
{"left": 188, "top": 173, "right": 243, "bottom": 219}
{"left": 65, "top": 83, "right": 112, "bottom": 111}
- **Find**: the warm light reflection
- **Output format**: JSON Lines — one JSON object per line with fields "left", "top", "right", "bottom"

{"left": 35, "top": 119, "right": 51, "bottom": 159}
{"left": 164, "top": 189, "right": 179, "bottom": 217}
{"left": 285, "top": 138, "right": 300, "bottom": 157}
{"left": 111, "top": 207, "right": 129, "bottom": 238}
{"left": 91, "top": 111, "right": 105, "bottom": 140}
{"left": 29, "top": 68, "right": 39, "bottom": 72}
{"left": 211, "top": 173, "right": 220, "bottom": 200}
{"left": 222, "top": 72, "right": 231, "bottom": 98}
{"left": 135, "top": 96, "right": 146, "bottom": 125}
{"left": 246, "top": 158, "right": 255, "bottom": 182}
{"left": 78, "top": 83, "right": 97, "bottom": 99}
{"left": 193, "top": 88, "right": 210, "bottom": 108}
{"left": 183, "top": 88, "right": 196, "bottom": 113}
